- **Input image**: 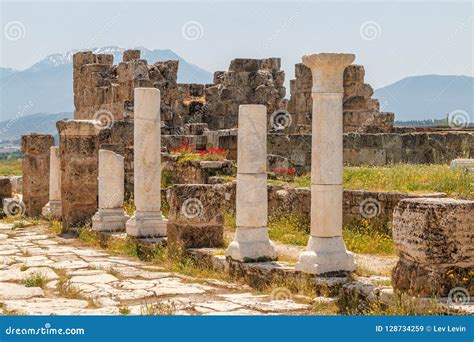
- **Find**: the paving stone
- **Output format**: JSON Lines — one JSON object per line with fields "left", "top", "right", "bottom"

{"left": 0, "top": 282, "right": 44, "bottom": 300}
{"left": 70, "top": 273, "right": 119, "bottom": 284}
{"left": 51, "top": 260, "right": 90, "bottom": 270}
{"left": 194, "top": 301, "right": 242, "bottom": 312}
{"left": 2, "top": 298, "right": 89, "bottom": 315}
{"left": 24, "top": 256, "right": 54, "bottom": 267}
{"left": 0, "top": 224, "right": 318, "bottom": 316}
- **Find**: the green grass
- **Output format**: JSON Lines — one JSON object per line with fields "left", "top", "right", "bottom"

{"left": 0, "top": 158, "right": 22, "bottom": 176}
{"left": 270, "top": 165, "right": 474, "bottom": 199}
{"left": 268, "top": 213, "right": 309, "bottom": 246}
{"left": 224, "top": 211, "right": 394, "bottom": 255}
{"left": 343, "top": 219, "right": 394, "bottom": 255}
{"left": 23, "top": 272, "right": 46, "bottom": 288}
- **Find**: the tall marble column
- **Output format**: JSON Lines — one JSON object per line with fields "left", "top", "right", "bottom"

{"left": 226, "top": 105, "right": 277, "bottom": 261}
{"left": 126, "top": 88, "right": 167, "bottom": 237}
{"left": 92, "top": 149, "right": 129, "bottom": 231}
{"left": 42, "top": 146, "right": 62, "bottom": 218}
{"left": 295, "top": 53, "right": 356, "bottom": 274}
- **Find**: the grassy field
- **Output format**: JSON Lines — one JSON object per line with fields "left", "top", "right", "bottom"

{"left": 271, "top": 164, "right": 474, "bottom": 199}
{"left": 0, "top": 158, "right": 22, "bottom": 176}
{"left": 224, "top": 212, "right": 394, "bottom": 255}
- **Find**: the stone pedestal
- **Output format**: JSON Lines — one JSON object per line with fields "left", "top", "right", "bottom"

{"left": 126, "top": 88, "right": 167, "bottom": 237}
{"left": 92, "top": 150, "right": 129, "bottom": 232}
{"left": 21, "top": 134, "right": 55, "bottom": 217}
{"left": 42, "top": 146, "right": 62, "bottom": 219}
{"left": 167, "top": 184, "right": 225, "bottom": 249}
{"left": 392, "top": 198, "right": 474, "bottom": 297}
{"left": 295, "top": 53, "right": 356, "bottom": 274}
{"left": 226, "top": 105, "right": 277, "bottom": 261}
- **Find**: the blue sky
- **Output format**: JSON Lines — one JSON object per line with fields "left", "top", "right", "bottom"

{"left": 1, "top": 0, "right": 472, "bottom": 88}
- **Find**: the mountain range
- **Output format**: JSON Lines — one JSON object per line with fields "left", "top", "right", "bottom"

{"left": 0, "top": 46, "right": 472, "bottom": 142}
{"left": 375, "top": 74, "right": 473, "bottom": 122}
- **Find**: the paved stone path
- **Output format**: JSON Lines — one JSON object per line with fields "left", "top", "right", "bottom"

{"left": 0, "top": 223, "right": 313, "bottom": 315}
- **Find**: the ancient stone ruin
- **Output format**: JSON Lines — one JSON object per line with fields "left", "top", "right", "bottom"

{"left": 5, "top": 49, "right": 472, "bottom": 315}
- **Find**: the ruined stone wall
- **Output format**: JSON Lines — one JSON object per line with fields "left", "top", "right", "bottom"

{"left": 21, "top": 134, "right": 55, "bottom": 217}
{"left": 204, "top": 58, "right": 286, "bottom": 130}
{"left": 344, "top": 131, "right": 474, "bottom": 166}
{"left": 73, "top": 50, "right": 206, "bottom": 135}
{"left": 162, "top": 182, "right": 444, "bottom": 230}
{"left": 287, "top": 64, "right": 394, "bottom": 134}
{"left": 216, "top": 131, "right": 474, "bottom": 171}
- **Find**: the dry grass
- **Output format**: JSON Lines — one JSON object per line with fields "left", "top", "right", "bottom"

{"left": 0, "top": 158, "right": 22, "bottom": 176}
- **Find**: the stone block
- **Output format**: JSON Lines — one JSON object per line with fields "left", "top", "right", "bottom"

{"left": 0, "top": 177, "right": 12, "bottom": 199}
{"left": 123, "top": 49, "right": 141, "bottom": 62}
{"left": 167, "top": 223, "right": 224, "bottom": 249}
{"left": 392, "top": 198, "right": 474, "bottom": 297}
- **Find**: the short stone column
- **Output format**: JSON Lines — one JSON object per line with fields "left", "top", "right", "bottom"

{"left": 42, "top": 146, "right": 62, "bottom": 218}
{"left": 296, "top": 53, "right": 356, "bottom": 274}
{"left": 126, "top": 88, "right": 168, "bottom": 237}
{"left": 21, "top": 133, "right": 55, "bottom": 217}
{"left": 226, "top": 105, "right": 277, "bottom": 261}
{"left": 57, "top": 120, "right": 101, "bottom": 230}
{"left": 92, "top": 149, "right": 129, "bottom": 231}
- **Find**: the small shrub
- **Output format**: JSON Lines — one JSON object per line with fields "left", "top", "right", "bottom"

{"left": 123, "top": 199, "right": 136, "bottom": 217}
{"left": 49, "top": 220, "right": 62, "bottom": 235}
{"left": 118, "top": 305, "right": 131, "bottom": 315}
{"left": 140, "top": 301, "right": 176, "bottom": 316}
{"left": 23, "top": 272, "right": 46, "bottom": 288}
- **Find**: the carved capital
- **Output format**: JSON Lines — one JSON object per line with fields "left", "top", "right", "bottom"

{"left": 302, "top": 53, "right": 355, "bottom": 93}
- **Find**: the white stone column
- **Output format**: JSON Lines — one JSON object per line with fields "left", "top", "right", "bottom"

{"left": 126, "top": 88, "right": 168, "bottom": 237}
{"left": 226, "top": 105, "right": 277, "bottom": 261}
{"left": 92, "top": 149, "right": 129, "bottom": 231}
{"left": 295, "top": 53, "right": 356, "bottom": 274}
{"left": 42, "top": 146, "right": 61, "bottom": 218}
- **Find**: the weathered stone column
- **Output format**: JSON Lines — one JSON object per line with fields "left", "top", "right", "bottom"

{"left": 42, "top": 146, "right": 61, "bottom": 218}
{"left": 295, "top": 53, "right": 356, "bottom": 274}
{"left": 21, "top": 133, "right": 55, "bottom": 217}
{"left": 226, "top": 105, "right": 277, "bottom": 261}
{"left": 57, "top": 120, "right": 101, "bottom": 230}
{"left": 92, "top": 149, "right": 129, "bottom": 231}
{"left": 126, "top": 88, "right": 168, "bottom": 237}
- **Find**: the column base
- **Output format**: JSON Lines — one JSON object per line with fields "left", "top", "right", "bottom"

{"left": 226, "top": 226, "right": 277, "bottom": 262}
{"left": 92, "top": 208, "right": 129, "bottom": 232}
{"left": 126, "top": 211, "right": 168, "bottom": 238}
{"left": 295, "top": 236, "right": 355, "bottom": 275}
{"left": 41, "top": 200, "right": 62, "bottom": 219}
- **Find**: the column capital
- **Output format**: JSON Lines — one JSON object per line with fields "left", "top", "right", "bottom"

{"left": 302, "top": 53, "right": 355, "bottom": 93}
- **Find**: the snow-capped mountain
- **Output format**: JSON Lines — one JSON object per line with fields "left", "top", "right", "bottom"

{"left": 0, "top": 46, "right": 212, "bottom": 123}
